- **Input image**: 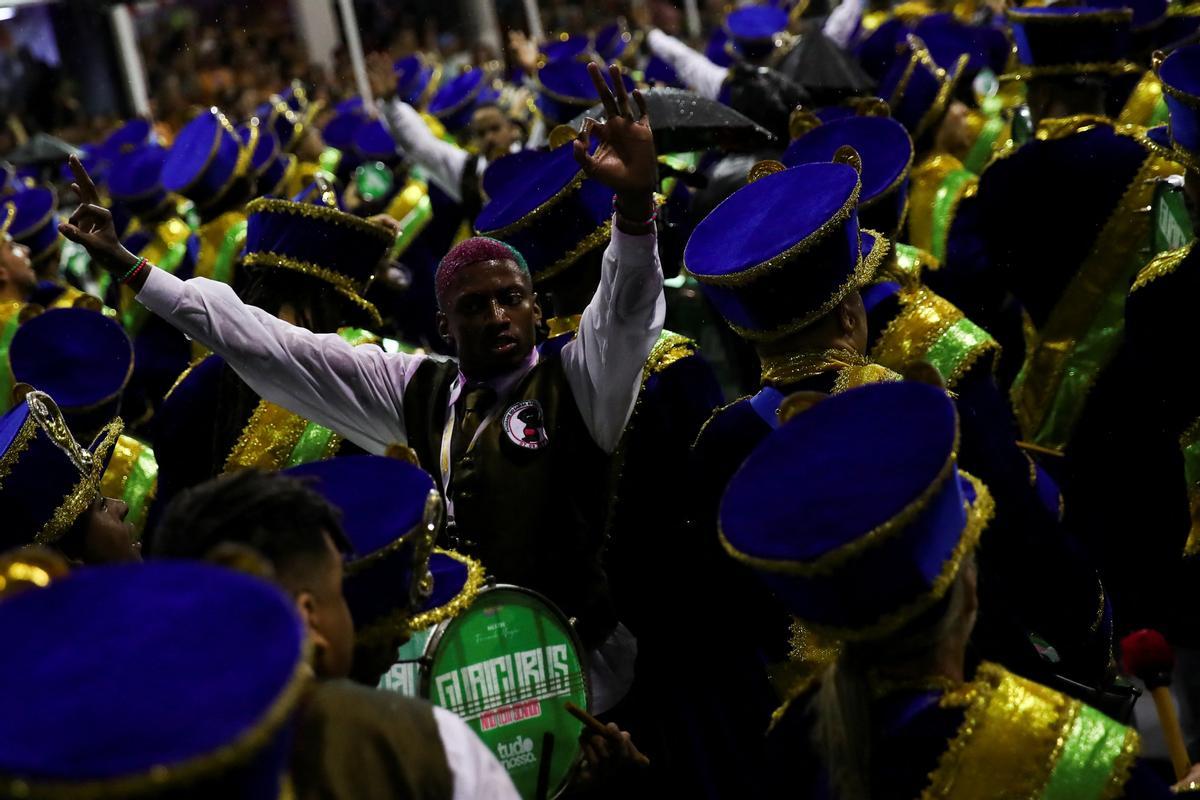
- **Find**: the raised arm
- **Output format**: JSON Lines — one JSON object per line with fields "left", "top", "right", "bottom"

{"left": 645, "top": 29, "right": 729, "bottom": 101}
{"left": 58, "top": 156, "right": 420, "bottom": 453}
{"left": 368, "top": 53, "right": 469, "bottom": 202}
{"left": 562, "top": 64, "right": 666, "bottom": 453}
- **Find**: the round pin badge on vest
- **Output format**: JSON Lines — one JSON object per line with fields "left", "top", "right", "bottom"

{"left": 503, "top": 400, "right": 549, "bottom": 450}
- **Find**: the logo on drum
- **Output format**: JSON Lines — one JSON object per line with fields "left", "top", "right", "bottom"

{"left": 497, "top": 736, "right": 538, "bottom": 770}
{"left": 502, "top": 400, "right": 548, "bottom": 450}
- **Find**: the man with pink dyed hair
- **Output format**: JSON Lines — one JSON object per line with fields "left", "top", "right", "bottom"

{"left": 60, "top": 63, "right": 663, "bottom": 714}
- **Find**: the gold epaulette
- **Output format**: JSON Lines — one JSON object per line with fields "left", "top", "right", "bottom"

{"left": 223, "top": 400, "right": 343, "bottom": 473}
{"left": 1131, "top": 240, "right": 1195, "bottom": 294}
{"left": 642, "top": 331, "right": 697, "bottom": 380}
{"left": 1118, "top": 72, "right": 1164, "bottom": 128}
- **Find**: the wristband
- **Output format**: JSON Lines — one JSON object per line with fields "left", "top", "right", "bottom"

{"left": 120, "top": 257, "right": 148, "bottom": 285}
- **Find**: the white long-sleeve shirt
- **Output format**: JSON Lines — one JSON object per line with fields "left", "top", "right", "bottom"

{"left": 378, "top": 98, "right": 475, "bottom": 202}
{"left": 136, "top": 223, "right": 665, "bottom": 461}
{"left": 646, "top": 29, "right": 729, "bottom": 101}
{"left": 431, "top": 707, "right": 521, "bottom": 800}
{"left": 823, "top": 0, "right": 867, "bottom": 48}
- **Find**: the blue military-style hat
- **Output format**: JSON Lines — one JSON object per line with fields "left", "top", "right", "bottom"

{"left": 8, "top": 308, "right": 134, "bottom": 438}
{"left": 535, "top": 60, "right": 636, "bottom": 126}
{"left": 161, "top": 108, "right": 250, "bottom": 209}
{"left": 5, "top": 186, "right": 59, "bottom": 266}
{"left": 107, "top": 144, "right": 172, "bottom": 218}
{"left": 1154, "top": 44, "right": 1200, "bottom": 172}
{"left": 643, "top": 55, "right": 684, "bottom": 88}
{"left": 475, "top": 142, "right": 611, "bottom": 284}
{"left": 913, "top": 14, "right": 1011, "bottom": 82}
{"left": 706, "top": 26, "right": 734, "bottom": 68}
{"left": 783, "top": 115, "right": 915, "bottom": 237}
{"left": 255, "top": 94, "right": 305, "bottom": 152}
{"left": 242, "top": 191, "right": 393, "bottom": 327}
{"left": 855, "top": 16, "right": 919, "bottom": 81}
{"left": 284, "top": 456, "right": 484, "bottom": 649}
{"left": 0, "top": 390, "right": 122, "bottom": 549}
{"left": 394, "top": 53, "right": 441, "bottom": 107}
{"left": 428, "top": 69, "right": 500, "bottom": 133}
{"left": 237, "top": 121, "right": 293, "bottom": 197}
{"left": 354, "top": 118, "right": 403, "bottom": 165}
{"left": 879, "top": 34, "right": 969, "bottom": 142}
{"left": 101, "top": 118, "right": 156, "bottom": 158}
{"left": 719, "top": 381, "right": 994, "bottom": 639}
{"left": 1002, "top": 6, "right": 1139, "bottom": 82}
{"left": 596, "top": 23, "right": 632, "bottom": 62}
{"left": 0, "top": 561, "right": 307, "bottom": 796}
{"left": 684, "top": 159, "right": 890, "bottom": 341}
{"left": 725, "top": 4, "right": 790, "bottom": 60}
{"left": 540, "top": 34, "right": 595, "bottom": 64}
{"left": 322, "top": 103, "right": 368, "bottom": 152}
{"left": 1089, "top": 0, "right": 1168, "bottom": 32}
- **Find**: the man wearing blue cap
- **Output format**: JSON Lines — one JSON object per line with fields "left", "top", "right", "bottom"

{"left": 61, "top": 63, "right": 662, "bottom": 685}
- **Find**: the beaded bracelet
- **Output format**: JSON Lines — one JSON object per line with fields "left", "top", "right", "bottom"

{"left": 120, "top": 256, "right": 148, "bottom": 285}
{"left": 612, "top": 195, "right": 658, "bottom": 228}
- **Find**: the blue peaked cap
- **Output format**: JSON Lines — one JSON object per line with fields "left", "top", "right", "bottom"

{"left": 284, "top": 455, "right": 480, "bottom": 646}
{"left": 428, "top": 69, "right": 500, "bottom": 133}
{"left": 107, "top": 144, "right": 171, "bottom": 217}
{"left": 1004, "top": 6, "right": 1136, "bottom": 77}
{"left": 5, "top": 186, "right": 59, "bottom": 263}
{"left": 719, "top": 381, "right": 992, "bottom": 639}
{"left": 161, "top": 108, "right": 247, "bottom": 208}
{"left": 0, "top": 561, "right": 304, "bottom": 794}
{"left": 535, "top": 60, "right": 636, "bottom": 126}
{"left": 475, "top": 142, "right": 610, "bottom": 284}
{"left": 394, "top": 54, "right": 440, "bottom": 106}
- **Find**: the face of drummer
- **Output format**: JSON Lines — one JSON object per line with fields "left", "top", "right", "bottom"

{"left": 288, "top": 531, "right": 355, "bottom": 679}
{"left": 471, "top": 105, "right": 520, "bottom": 162}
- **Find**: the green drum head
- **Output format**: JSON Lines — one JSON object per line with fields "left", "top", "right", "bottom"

{"left": 425, "top": 586, "right": 589, "bottom": 800}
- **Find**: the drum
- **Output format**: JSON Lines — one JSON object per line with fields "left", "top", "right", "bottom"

{"left": 379, "top": 584, "right": 590, "bottom": 800}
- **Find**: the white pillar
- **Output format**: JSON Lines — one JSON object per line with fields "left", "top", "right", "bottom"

{"left": 109, "top": 4, "right": 150, "bottom": 118}
{"left": 335, "top": 0, "right": 374, "bottom": 107}
{"left": 522, "top": 0, "right": 544, "bottom": 42}
{"left": 460, "top": 0, "right": 503, "bottom": 56}
{"left": 684, "top": 0, "right": 702, "bottom": 40}
{"left": 290, "top": 0, "right": 342, "bottom": 71}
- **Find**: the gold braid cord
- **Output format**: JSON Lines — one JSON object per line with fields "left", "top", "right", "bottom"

{"left": 223, "top": 400, "right": 343, "bottom": 474}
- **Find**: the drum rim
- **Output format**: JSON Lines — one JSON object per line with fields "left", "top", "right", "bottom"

{"left": 420, "top": 582, "right": 592, "bottom": 798}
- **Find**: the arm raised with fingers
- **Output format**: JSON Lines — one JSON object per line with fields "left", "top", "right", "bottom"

{"left": 572, "top": 62, "right": 658, "bottom": 234}
{"left": 59, "top": 156, "right": 144, "bottom": 284}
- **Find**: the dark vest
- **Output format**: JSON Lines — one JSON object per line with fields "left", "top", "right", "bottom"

{"left": 403, "top": 354, "right": 615, "bottom": 648}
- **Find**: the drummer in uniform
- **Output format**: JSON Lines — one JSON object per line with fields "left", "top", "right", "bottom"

{"left": 60, "top": 63, "right": 663, "bottom": 687}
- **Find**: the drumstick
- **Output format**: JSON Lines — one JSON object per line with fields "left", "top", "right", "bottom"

{"left": 564, "top": 702, "right": 651, "bottom": 767}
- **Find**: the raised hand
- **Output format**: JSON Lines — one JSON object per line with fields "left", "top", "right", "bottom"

{"left": 58, "top": 155, "right": 139, "bottom": 276}
{"left": 366, "top": 52, "right": 398, "bottom": 103}
{"left": 573, "top": 63, "right": 658, "bottom": 233}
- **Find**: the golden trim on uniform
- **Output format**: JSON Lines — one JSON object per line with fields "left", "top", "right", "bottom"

{"left": 872, "top": 287, "right": 1000, "bottom": 389}
{"left": 241, "top": 252, "right": 383, "bottom": 329}
{"left": 1131, "top": 240, "right": 1195, "bottom": 293}
{"left": 223, "top": 400, "right": 342, "bottom": 474}
{"left": 1000, "top": 61, "right": 1141, "bottom": 83}
{"left": 685, "top": 179, "right": 862, "bottom": 288}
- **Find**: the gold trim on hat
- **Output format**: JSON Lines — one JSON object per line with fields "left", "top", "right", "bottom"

{"left": 245, "top": 197, "right": 395, "bottom": 243}
{"left": 241, "top": 252, "right": 383, "bottom": 329}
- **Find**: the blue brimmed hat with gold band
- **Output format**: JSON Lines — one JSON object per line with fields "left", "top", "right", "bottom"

{"left": 101, "top": 118, "right": 156, "bottom": 158}
{"left": 428, "top": 69, "right": 500, "bottom": 133}
{"left": 475, "top": 141, "right": 611, "bottom": 284}
{"left": 0, "top": 560, "right": 307, "bottom": 797}
{"left": 354, "top": 119, "right": 404, "bottom": 166}
{"left": 242, "top": 193, "right": 392, "bottom": 328}
{"left": 596, "top": 23, "right": 632, "bottom": 62}
{"left": 6, "top": 186, "right": 59, "bottom": 266}
{"left": 913, "top": 14, "right": 1011, "bottom": 83}
{"left": 107, "top": 144, "right": 172, "bottom": 219}
{"left": 161, "top": 108, "right": 251, "bottom": 210}
{"left": 1001, "top": 6, "right": 1140, "bottom": 83}
{"left": 394, "top": 54, "right": 441, "bottom": 108}
{"left": 643, "top": 55, "right": 684, "bottom": 88}
{"left": 255, "top": 94, "right": 305, "bottom": 152}
{"left": 284, "top": 456, "right": 484, "bottom": 650}
{"left": 725, "top": 4, "right": 790, "bottom": 61}
{"left": 879, "top": 34, "right": 970, "bottom": 142}
{"left": 684, "top": 158, "right": 891, "bottom": 341}
{"left": 783, "top": 115, "right": 914, "bottom": 237}
{"left": 9, "top": 308, "right": 134, "bottom": 439}
{"left": 719, "top": 381, "right": 993, "bottom": 640}
{"left": 540, "top": 34, "right": 595, "bottom": 65}
{"left": 534, "top": 60, "right": 636, "bottom": 126}
{"left": 1153, "top": 44, "right": 1200, "bottom": 172}
{"left": 0, "top": 390, "right": 122, "bottom": 549}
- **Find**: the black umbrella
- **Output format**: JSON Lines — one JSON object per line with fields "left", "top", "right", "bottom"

{"left": 772, "top": 27, "right": 876, "bottom": 106}
{"left": 567, "top": 87, "right": 778, "bottom": 154}
{"left": 4, "top": 133, "right": 84, "bottom": 166}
